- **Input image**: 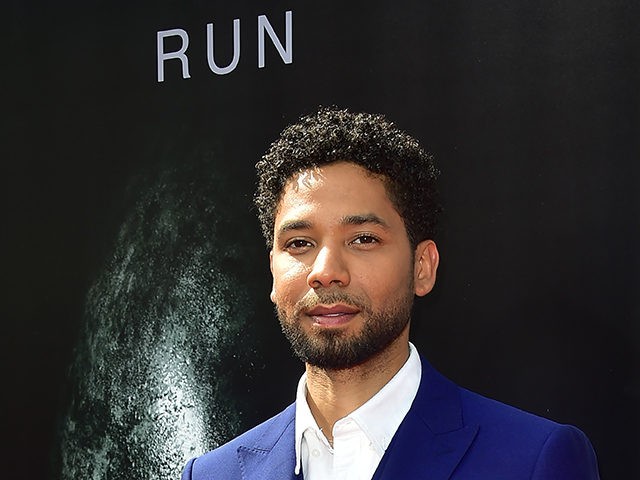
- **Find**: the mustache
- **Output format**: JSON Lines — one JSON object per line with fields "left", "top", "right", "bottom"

{"left": 294, "top": 290, "right": 369, "bottom": 315}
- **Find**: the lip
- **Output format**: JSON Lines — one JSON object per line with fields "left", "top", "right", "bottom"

{"left": 305, "top": 304, "right": 359, "bottom": 327}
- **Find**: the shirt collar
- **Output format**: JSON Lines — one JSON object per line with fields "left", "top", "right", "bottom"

{"left": 294, "top": 370, "right": 324, "bottom": 475}
{"left": 294, "top": 343, "right": 422, "bottom": 474}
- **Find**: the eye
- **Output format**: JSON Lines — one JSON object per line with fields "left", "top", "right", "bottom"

{"left": 284, "top": 238, "right": 314, "bottom": 253}
{"left": 350, "top": 234, "right": 380, "bottom": 246}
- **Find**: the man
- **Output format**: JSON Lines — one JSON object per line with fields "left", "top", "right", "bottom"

{"left": 182, "top": 107, "right": 600, "bottom": 479}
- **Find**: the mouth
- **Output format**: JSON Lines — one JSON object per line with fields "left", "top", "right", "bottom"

{"left": 305, "top": 304, "right": 360, "bottom": 327}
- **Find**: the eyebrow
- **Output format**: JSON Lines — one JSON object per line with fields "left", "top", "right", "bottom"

{"left": 276, "top": 214, "right": 389, "bottom": 239}
{"left": 341, "top": 213, "right": 390, "bottom": 229}
{"left": 277, "top": 219, "right": 313, "bottom": 236}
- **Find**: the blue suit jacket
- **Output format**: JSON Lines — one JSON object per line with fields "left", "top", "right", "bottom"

{"left": 182, "top": 357, "right": 600, "bottom": 479}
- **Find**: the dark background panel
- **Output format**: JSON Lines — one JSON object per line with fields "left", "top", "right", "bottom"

{"left": 3, "top": 0, "right": 638, "bottom": 478}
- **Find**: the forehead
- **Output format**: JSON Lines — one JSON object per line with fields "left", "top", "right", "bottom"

{"left": 274, "top": 162, "right": 396, "bottom": 222}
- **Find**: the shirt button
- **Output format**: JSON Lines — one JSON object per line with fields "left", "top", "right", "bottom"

{"left": 312, "top": 449, "right": 321, "bottom": 457}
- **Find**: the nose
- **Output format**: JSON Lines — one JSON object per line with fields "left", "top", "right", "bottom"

{"left": 307, "top": 246, "right": 350, "bottom": 289}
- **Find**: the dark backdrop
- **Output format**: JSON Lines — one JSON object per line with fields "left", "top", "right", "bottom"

{"left": 4, "top": 1, "right": 638, "bottom": 478}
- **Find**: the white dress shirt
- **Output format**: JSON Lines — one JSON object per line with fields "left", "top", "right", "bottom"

{"left": 294, "top": 343, "right": 422, "bottom": 480}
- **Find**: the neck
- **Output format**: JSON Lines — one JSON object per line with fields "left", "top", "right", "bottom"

{"left": 304, "top": 331, "right": 410, "bottom": 445}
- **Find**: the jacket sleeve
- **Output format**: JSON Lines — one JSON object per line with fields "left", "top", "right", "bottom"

{"left": 531, "top": 424, "right": 600, "bottom": 480}
{"left": 181, "top": 458, "right": 195, "bottom": 480}
{"left": 178, "top": 446, "right": 246, "bottom": 480}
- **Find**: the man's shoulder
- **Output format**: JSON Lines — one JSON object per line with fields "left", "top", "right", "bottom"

{"left": 459, "top": 385, "right": 562, "bottom": 432}
{"left": 412, "top": 359, "right": 600, "bottom": 478}
{"left": 456, "top": 385, "right": 599, "bottom": 477}
{"left": 420, "top": 356, "right": 586, "bottom": 439}
{"left": 456, "top": 384, "right": 590, "bottom": 441}
{"left": 181, "top": 403, "right": 296, "bottom": 480}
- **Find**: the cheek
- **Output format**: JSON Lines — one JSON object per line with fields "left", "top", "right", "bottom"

{"left": 272, "top": 261, "right": 309, "bottom": 301}
{"left": 355, "top": 258, "right": 412, "bottom": 300}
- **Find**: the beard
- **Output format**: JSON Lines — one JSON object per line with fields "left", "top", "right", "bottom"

{"left": 276, "top": 286, "right": 414, "bottom": 371}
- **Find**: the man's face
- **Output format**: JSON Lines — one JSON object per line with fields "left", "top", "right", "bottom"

{"left": 269, "top": 161, "right": 438, "bottom": 370}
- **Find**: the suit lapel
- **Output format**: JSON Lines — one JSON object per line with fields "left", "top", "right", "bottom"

{"left": 236, "top": 404, "right": 301, "bottom": 480}
{"left": 372, "top": 358, "right": 479, "bottom": 480}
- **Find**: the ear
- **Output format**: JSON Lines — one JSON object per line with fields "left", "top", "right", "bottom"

{"left": 413, "top": 240, "right": 439, "bottom": 297}
{"left": 269, "top": 249, "right": 276, "bottom": 303}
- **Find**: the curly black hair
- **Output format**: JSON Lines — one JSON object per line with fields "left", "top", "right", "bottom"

{"left": 254, "top": 107, "right": 441, "bottom": 248}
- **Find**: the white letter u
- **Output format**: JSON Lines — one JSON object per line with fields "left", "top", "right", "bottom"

{"left": 206, "top": 19, "right": 240, "bottom": 75}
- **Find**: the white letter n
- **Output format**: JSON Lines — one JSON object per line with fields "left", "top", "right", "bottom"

{"left": 257, "top": 11, "right": 293, "bottom": 68}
